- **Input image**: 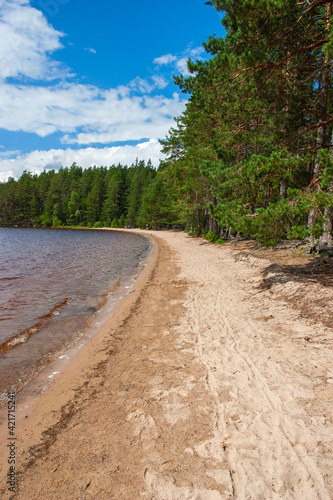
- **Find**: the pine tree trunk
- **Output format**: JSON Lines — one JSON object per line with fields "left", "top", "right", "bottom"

{"left": 208, "top": 196, "right": 219, "bottom": 235}
{"left": 279, "top": 178, "right": 287, "bottom": 201}
{"left": 234, "top": 231, "right": 240, "bottom": 245}
{"left": 196, "top": 207, "right": 201, "bottom": 237}
{"left": 320, "top": 130, "right": 333, "bottom": 247}
{"left": 321, "top": 206, "right": 333, "bottom": 246}
{"left": 308, "top": 3, "right": 332, "bottom": 252}
{"left": 308, "top": 122, "right": 325, "bottom": 252}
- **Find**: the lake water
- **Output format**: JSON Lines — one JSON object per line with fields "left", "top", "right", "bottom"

{"left": 0, "top": 228, "right": 151, "bottom": 404}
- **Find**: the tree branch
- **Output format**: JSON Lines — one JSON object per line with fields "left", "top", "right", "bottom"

{"left": 285, "top": 117, "right": 333, "bottom": 145}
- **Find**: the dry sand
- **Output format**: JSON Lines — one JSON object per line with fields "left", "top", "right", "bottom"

{"left": 0, "top": 230, "right": 332, "bottom": 499}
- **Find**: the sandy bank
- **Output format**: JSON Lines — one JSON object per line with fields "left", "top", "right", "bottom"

{"left": 1, "top": 230, "right": 333, "bottom": 499}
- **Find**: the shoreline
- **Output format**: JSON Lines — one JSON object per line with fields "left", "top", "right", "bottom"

{"left": 0, "top": 228, "right": 157, "bottom": 494}
{"left": 1, "top": 229, "right": 332, "bottom": 499}
{"left": 0, "top": 227, "right": 153, "bottom": 406}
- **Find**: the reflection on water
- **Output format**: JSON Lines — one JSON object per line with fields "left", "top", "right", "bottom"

{"left": 0, "top": 228, "right": 150, "bottom": 402}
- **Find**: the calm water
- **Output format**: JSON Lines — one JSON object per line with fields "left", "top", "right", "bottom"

{"left": 0, "top": 228, "right": 151, "bottom": 403}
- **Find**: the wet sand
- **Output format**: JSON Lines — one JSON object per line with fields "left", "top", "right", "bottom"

{"left": 0, "top": 230, "right": 332, "bottom": 499}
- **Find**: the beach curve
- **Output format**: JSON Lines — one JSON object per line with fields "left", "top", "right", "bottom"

{"left": 0, "top": 229, "right": 332, "bottom": 499}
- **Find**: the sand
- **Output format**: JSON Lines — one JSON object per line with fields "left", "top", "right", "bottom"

{"left": 0, "top": 230, "right": 332, "bottom": 499}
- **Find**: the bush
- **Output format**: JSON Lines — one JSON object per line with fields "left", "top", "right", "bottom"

{"left": 52, "top": 216, "right": 62, "bottom": 228}
{"left": 118, "top": 214, "right": 126, "bottom": 228}
{"left": 204, "top": 231, "right": 225, "bottom": 244}
{"left": 40, "top": 214, "right": 52, "bottom": 227}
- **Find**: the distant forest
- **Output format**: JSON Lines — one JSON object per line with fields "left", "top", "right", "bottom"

{"left": 0, "top": 160, "right": 171, "bottom": 230}
{"left": 1, "top": 1, "right": 333, "bottom": 249}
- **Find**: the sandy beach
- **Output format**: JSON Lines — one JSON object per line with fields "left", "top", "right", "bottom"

{"left": 0, "top": 229, "right": 333, "bottom": 499}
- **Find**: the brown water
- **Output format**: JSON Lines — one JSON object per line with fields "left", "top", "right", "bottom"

{"left": 0, "top": 228, "right": 151, "bottom": 404}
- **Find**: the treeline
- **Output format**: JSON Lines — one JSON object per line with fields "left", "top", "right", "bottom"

{"left": 0, "top": 159, "right": 177, "bottom": 229}
{"left": 159, "top": 0, "right": 333, "bottom": 248}
{"left": 1, "top": 1, "right": 333, "bottom": 248}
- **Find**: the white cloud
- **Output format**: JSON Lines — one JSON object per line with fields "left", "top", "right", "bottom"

{"left": 0, "top": 82, "right": 186, "bottom": 141}
{"left": 189, "top": 47, "right": 205, "bottom": 58}
{"left": 129, "top": 75, "right": 169, "bottom": 93}
{"left": 0, "top": 1, "right": 193, "bottom": 180}
{"left": 0, "top": 139, "right": 164, "bottom": 181}
{"left": 151, "top": 75, "right": 169, "bottom": 89}
{"left": 129, "top": 77, "right": 155, "bottom": 94}
{"left": 153, "top": 46, "right": 206, "bottom": 77}
{"left": 153, "top": 54, "right": 178, "bottom": 66}
{"left": 0, "top": 170, "right": 15, "bottom": 183}
{"left": 0, "top": 149, "right": 21, "bottom": 159}
{"left": 85, "top": 47, "right": 97, "bottom": 54}
{"left": 175, "top": 57, "right": 191, "bottom": 76}
{"left": 0, "top": 0, "right": 67, "bottom": 81}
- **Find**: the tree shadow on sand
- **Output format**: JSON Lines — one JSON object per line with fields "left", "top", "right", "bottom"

{"left": 258, "top": 257, "right": 333, "bottom": 291}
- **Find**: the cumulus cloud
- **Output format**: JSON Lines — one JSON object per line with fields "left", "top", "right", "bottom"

{"left": 189, "top": 46, "right": 205, "bottom": 58}
{"left": 153, "top": 46, "right": 206, "bottom": 77}
{"left": 0, "top": 2, "right": 186, "bottom": 146}
{"left": 0, "top": 82, "right": 186, "bottom": 141}
{"left": 0, "top": 139, "right": 164, "bottom": 181}
{"left": 128, "top": 75, "right": 168, "bottom": 94}
{"left": 153, "top": 53, "right": 178, "bottom": 66}
{"left": 177, "top": 48, "right": 206, "bottom": 76}
{"left": 175, "top": 58, "right": 191, "bottom": 76}
{"left": 0, "top": 149, "right": 21, "bottom": 159}
{"left": 151, "top": 75, "right": 169, "bottom": 89}
{"left": 0, "top": 1, "right": 193, "bottom": 180}
{"left": 129, "top": 77, "right": 155, "bottom": 94}
{"left": 0, "top": 0, "right": 67, "bottom": 81}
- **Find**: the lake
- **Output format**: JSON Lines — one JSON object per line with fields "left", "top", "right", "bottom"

{"left": 0, "top": 227, "right": 151, "bottom": 404}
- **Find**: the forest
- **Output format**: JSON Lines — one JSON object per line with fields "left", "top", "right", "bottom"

{"left": 0, "top": 160, "right": 163, "bottom": 230}
{"left": 1, "top": 0, "right": 333, "bottom": 249}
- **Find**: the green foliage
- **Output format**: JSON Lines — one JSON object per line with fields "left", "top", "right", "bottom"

{"left": 118, "top": 214, "right": 126, "bottom": 228}
{"left": 184, "top": 225, "right": 198, "bottom": 237}
{"left": 52, "top": 216, "right": 62, "bottom": 228}
{"left": 203, "top": 231, "right": 225, "bottom": 244}
{"left": 318, "top": 150, "right": 333, "bottom": 190}
{"left": 40, "top": 213, "right": 52, "bottom": 227}
{"left": 0, "top": 160, "right": 165, "bottom": 230}
{"left": 159, "top": 0, "right": 333, "bottom": 246}
{"left": 287, "top": 225, "right": 308, "bottom": 241}
{"left": 137, "top": 171, "right": 179, "bottom": 229}
{"left": 1, "top": 2, "right": 333, "bottom": 247}
{"left": 126, "top": 159, "right": 156, "bottom": 227}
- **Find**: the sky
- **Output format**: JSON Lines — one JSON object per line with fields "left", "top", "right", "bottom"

{"left": 0, "top": 0, "right": 225, "bottom": 181}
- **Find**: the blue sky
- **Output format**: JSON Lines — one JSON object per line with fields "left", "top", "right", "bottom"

{"left": 0, "top": 0, "right": 224, "bottom": 181}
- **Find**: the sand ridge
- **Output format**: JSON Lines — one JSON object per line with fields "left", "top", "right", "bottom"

{"left": 0, "top": 230, "right": 332, "bottom": 499}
